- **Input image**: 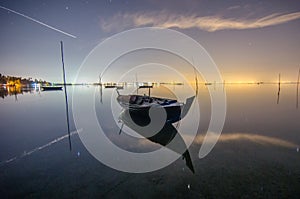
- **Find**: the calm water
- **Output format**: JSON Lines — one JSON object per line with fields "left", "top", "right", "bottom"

{"left": 0, "top": 84, "right": 299, "bottom": 198}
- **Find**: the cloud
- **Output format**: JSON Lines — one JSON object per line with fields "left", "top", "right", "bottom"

{"left": 101, "top": 11, "right": 300, "bottom": 32}
{"left": 227, "top": 5, "right": 241, "bottom": 10}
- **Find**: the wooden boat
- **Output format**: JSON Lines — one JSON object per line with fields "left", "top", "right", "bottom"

{"left": 117, "top": 94, "right": 195, "bottom": 123}
{"left": 41, "top": 86, "right": 63, "bottom": 91}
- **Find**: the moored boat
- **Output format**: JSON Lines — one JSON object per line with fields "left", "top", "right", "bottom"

{"left": 117, "top": 94, "right": 194, "bottom": 123}
{"left": 41, "top": 86, "right": 63, "bottom": 91}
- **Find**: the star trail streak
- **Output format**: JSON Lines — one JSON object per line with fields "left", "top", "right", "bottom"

{"left": 0, "top": 5, "right": 77, "bottom": 38}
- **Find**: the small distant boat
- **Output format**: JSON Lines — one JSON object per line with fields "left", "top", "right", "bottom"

{"left": 117, "top": 94, "right": 195, "bottom": 123}
{"left": 138, "top": 82, "right": 153, "bottom": 89}
{"left": 41, "top": 86, "right": 63, "bottom": 91}
{"left": 104, "top": 83, "right": 124, "bottom": 89}
{"left": 104, "top": 85, "right": 116, "bottom": 88}
{"left": 138, "top": 85, "right": 153, "bottom": 89}
{"left": 104, "top": 83, "right": 116, "bottom": 88}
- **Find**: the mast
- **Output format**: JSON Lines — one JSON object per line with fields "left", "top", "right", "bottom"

{"left": 135, "top": 73, "right": 138, "bottom": 94}
{"left": 194, "top": 68, "right": 198, "bottom": 96}
{"left": 60, "top": 41, "right": 72, "bottom": 151}
{"left": 296, "top": 67, "right": 300, "bottom": 108}
{"left": 99, "top": 75, "right": 102, "bottom": 86}
{"left": 277, "top": 73, "right": 281, "bottom": 104}
{"left": 192, "top": 57, "right": 198, "bottom": 96}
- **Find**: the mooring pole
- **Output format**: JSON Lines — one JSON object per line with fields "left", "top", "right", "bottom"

{"left": 61, "top": 41, "right": 72, "bottom": 151}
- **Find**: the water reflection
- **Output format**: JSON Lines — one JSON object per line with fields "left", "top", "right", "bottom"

{"left": 0, "top": 84, "right": 66, "bottom": 100}
{"left": 0, "top": 86, "right": 37, "bottom": 100}
{"left": 99, "top": 84, "right": 103, "bottom": 104}
{"left": 1, "top": 84, "right": 300, "bottom": 198}
{"left": 118, "top": 109, "right": 195, "bottom": 173}
{"left": 194, "top": 133, "right": 299, "bottom": 149}
{"left": 277, "top": 74, "right": 281, "bottom": 104}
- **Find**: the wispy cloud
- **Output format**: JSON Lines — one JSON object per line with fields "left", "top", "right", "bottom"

{"left": 101, "top": 11, "right": 300, "bottom": 32}
{"left": 227, "top": 5, "right": 241, "bottom": 10}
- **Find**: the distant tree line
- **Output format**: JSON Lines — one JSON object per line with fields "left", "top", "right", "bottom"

{"left": 0, "top": 73, "right": 50, "bottom": 86}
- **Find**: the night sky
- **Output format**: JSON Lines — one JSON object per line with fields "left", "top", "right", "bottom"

{"left": 0, "top": 0, "right": 300, "bottom": 83}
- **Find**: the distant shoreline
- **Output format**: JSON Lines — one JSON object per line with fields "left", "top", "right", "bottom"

{"left": 1, "top": 82, "right": 299, "bottom": 87}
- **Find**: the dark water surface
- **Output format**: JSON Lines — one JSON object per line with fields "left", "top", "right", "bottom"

{"left": 0, "top": 84, "right": 299, "bottom": 198}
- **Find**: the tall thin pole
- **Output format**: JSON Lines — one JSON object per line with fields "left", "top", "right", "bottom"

{"left": 277, "top": 73, "right": 281, "bottom": 104}
{"left": 192, "top": 56, "right": 198, "bottom": 97}
{"left": 61, "top": 41, "right": 72, "bottom": 151}
{"left": 135, "top": 73, "right": 138, "bottom": 95}
{"left": 99, "top": 75, "right": 103, "bottom": 104}
{"left": 99, "top": 75, "right": 102, "bottom": 86}
{"left": 194, "top": 68, "right": 198, "bottom": 96}
{"left": 296, "top": 68, "right": 300, "bottom": 108}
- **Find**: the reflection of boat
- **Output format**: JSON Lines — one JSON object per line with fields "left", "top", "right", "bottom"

{"left": 119, "top": 109, "right": 195, "bottom": 173}
{"left": 41, "top": 86, "right": 63, "bottom": 91}
{"left": 117, "top": 95, "right": 195, "bottom": 123}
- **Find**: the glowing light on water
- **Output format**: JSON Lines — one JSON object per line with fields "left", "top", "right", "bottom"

{"left": 191, "top": 133, "right": 299, "bottom": 149}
